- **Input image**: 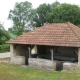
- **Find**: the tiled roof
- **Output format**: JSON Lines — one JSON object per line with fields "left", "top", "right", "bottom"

{"left": 6, "top": 22, "right": 80, "bottom": 47}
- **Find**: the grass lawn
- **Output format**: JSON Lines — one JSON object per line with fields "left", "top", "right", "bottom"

{"left": 0, "top": 63, "right": 80, "bottom": 80}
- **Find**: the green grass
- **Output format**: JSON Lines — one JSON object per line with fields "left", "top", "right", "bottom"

{"left": 0, "top": 63, "right": 80, "bottom": 80}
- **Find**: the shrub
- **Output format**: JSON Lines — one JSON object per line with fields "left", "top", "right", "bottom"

{"left": 0, "top": 44, "right": 10, "bottom": 53}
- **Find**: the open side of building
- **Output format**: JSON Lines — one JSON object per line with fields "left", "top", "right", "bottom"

{"left": 7, "top": 22, "right": 80, "bottom": 71}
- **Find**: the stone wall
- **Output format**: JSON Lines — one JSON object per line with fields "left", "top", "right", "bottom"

{"left": 10, "top": 44, "right": 29, "bottom": 65}
{"left": 11, "top": 56, "right": 25, "bottom": 65}
{"left": 63, "top": 62, "right": 78, "bottom": 70}
{"left": 28, "top": 58, "right": 56, "bottom": 70}
{"left": 14, "top": 44, "right": 29, "bottom": 56}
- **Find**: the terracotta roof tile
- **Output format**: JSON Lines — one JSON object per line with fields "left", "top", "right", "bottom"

{"left": 6, "top": 22, "right": 80, "bottom": 47}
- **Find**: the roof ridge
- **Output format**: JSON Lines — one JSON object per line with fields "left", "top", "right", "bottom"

{"left": 67, "top": 22, "right": 80, "bottom": 41}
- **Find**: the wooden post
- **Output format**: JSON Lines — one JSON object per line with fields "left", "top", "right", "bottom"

{"left": 50, "top": 48, "right": 53, "bottom": 61}
{"left": 28, "top": 46, "right": 31, "bottom": 58}
{"left": 50, "top": 47, "right": 56, "bottom": 71}
{"left": 35, "top": 45, "right": 37, "bottom": 54}
{"left": 78, "top": 48, "right": 80, "bottom": 65}
{"left": 10, "top": 44, "right": 14, "bottom": 57}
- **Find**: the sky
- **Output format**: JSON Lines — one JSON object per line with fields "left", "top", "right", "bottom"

{"left": 0, "top": 0, "right": 80, "bottom": 30}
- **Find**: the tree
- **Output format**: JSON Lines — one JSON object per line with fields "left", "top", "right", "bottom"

{"left": 0, "top": 23, "right": 10, "bottom": 44}
{"left": 46, "top": 1, "right": 60, "bottom": 23}
{"left": 8, "top": 1, "right": 32, "bottom": 36}
{"left": 33, "top": 1, "right": 60, "bottom": 27}
{"left": 51, "top": 1, "right": 60, "bottom": 8}
{"left": 33, "top": 3, "right": 52, "bottom": 27}
{"left": 33, "top": 2, "right": 80, "bottom": 27}
{"left": 47, "top": 3, "right": 80, "bottom": 25}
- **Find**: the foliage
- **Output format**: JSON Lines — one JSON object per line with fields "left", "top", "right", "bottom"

{"left": 8, "top": 1, "right": 33, "bottom": 36}
{"left": 47, "top": 3, "right": 80, "bottom": 25}
{"left": 8, "top": 31, "right": 17, "bottom": 39}
{"left": 33, "top": 1, "right": 60, "bottom": 27}
{"left": 0, "top": 63, "right": 80, "bottom": 80}
{"left": 51, "top": 1, "right": 60, "bottom": 8}
{"left": 0, "top": 23, "right": 10, "bottom": 44}
{"left": 0, "top": 44, "right": 10, "bottom": 53}
{"left": 33, "top": 3, "right": 52, "bottom": 27}
{"left": 33, "top": 2, "right": 80, "bottom": 27}
{"left": 8, "top": 1, "right": 80, "bottom": 31}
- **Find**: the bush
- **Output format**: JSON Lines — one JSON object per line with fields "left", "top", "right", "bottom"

{"left": 0, "top": 44, "right": 10, "bottom": 53}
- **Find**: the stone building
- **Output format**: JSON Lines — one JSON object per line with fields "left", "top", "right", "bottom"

{"left": 7, "top": 22, "right": 80, "bottom": 71}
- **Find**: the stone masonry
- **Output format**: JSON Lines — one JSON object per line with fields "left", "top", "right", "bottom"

{"left": 28, "top": 58, "right": 56, "bottom": 71}
{"left": 11, "top": 56, "right": 25, "bottom": 65}
{"left": 63, "top": 62, "right": 78, "bottom": 70}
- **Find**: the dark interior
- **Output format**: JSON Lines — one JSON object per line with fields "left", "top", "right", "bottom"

{"left": 31, "top": 45, "right": 78, "bottom": 71}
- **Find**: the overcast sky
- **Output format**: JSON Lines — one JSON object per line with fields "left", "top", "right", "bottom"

{"left": 0, "top": 0, "right": 80, "bottom": 30}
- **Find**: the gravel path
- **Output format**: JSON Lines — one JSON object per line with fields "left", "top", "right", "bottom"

{"left": 0, "top": 50, "right": 35, "bottom": 59}
{"left": 0, "top": 52, "right": 10, "bottom": 58}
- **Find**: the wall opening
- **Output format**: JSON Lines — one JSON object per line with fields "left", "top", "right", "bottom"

{"left": 13, "top": 44, "right": 29, "bottom": 65}
{"left": 54, "top": 47, "right": 78, "bottom": 62}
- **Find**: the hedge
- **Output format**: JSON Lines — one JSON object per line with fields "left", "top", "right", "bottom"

{"left": 0, "top": 44, "right": 10, "bottom": 53}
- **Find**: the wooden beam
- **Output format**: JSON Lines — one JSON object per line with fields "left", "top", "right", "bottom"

{"left": 50, "top": 48, "right": 54, "bottom": 61}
